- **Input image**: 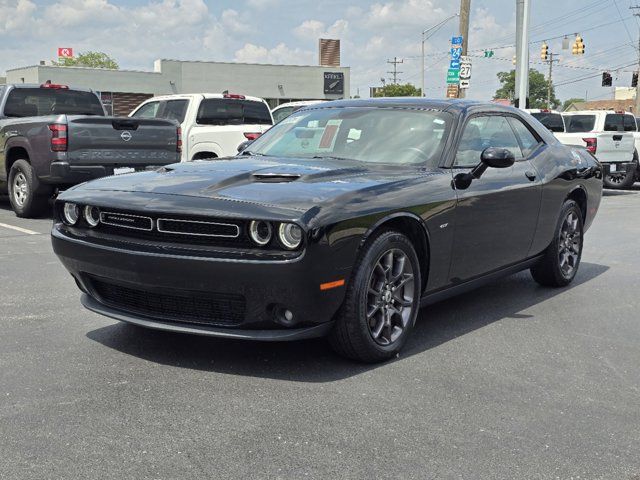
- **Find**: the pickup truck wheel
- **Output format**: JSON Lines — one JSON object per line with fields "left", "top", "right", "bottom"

{"left": 8, "top": 160, "right": 50, "bottom": 218}
{"left": 530, "top": 200, "right": 583, "bottom": 288}
{"left": 328, "top": 230, "right": 421, "bottom": 363}
{"left": 604, "top": 152, "right": 638, "bottom": 189}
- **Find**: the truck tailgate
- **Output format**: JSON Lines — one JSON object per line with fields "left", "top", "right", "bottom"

{"left": 593, "top": 132, "right": 634, "bottom": 163}
{"left": 66, "top": 116, "right": 180, "bottom": 166}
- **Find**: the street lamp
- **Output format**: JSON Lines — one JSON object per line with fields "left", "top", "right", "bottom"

{"left": 422, "top": 13, "right": 459, "bottom": 97}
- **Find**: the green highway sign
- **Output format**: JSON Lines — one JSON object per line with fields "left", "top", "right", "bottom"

{"left": 446, "top": 69, "right": 460, "bottom": 84}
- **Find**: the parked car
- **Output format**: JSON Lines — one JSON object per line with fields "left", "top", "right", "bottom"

{"left": 0, "top": 82, "right": 181, "bottom": 217}
{"left": 52, "top": 99, "right": 602, "bottom": 362}
{"left": 130, "top": 93, "right": 273, "bottom": 161}
{"left": 560, "top": 110, "right": 636, "bottom": 188}
{"left": 271, "top": 100, "right": 325, "bottom": 123}
{"left": 524, "top": 109, "right": 565, "bottom": 133}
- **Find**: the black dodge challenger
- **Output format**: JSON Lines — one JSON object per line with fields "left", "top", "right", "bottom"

{"left": 51, "top": 99, "right": 603, "bottom": 362}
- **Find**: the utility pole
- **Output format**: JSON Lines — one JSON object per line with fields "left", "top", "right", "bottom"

{"left": 545, "top": 52, "right": 559, "bottom": 108}
{"left": 631, "top": 6, "right": 640, "bottom": 115}
{"left": 457, "top": 0, "right": 471, "bottom": 98}
{"left": 387, "top": 57, "right": 404, "bottom": 84}
{"left": 515, "top": 0, "right": 531, "bottom": 109}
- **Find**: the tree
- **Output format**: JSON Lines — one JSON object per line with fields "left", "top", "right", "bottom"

{"left": 53, "top": 51, "right": 119, "bottom": 69}
{"left": 373, "top": 83, "right": 421, "bottom": 97}
{"left": 561, "top": 97, "right": 585, "bottom": 111}
{"left": 493, "top": 69, "right": 559, "bottom": 109}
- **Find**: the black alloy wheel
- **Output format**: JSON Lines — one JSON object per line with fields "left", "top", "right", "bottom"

{"left": 531, "top": 200, "right": 584, "bottom": 287}
{"left": 329, "top": 230, "right": 422, "bottom": 363}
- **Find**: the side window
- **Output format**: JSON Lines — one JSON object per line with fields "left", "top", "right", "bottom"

{"left": 508, "top": 117, "right": 541, "bottom": 157}
{"left": 454, "top": 116, "right": 522, "bottom": 168}
{"left": 273, "top": 107, "right": 294, "bottom": 123}
{"left": 131, "top": 101, "right": 160, "bottom": 118}
{"left": 162, "top": 100, "right": 188, "bottom": 123}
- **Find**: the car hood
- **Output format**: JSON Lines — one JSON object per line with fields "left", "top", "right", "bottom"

{"left": 74, "top": 156, "right": 422, "bottom": 214}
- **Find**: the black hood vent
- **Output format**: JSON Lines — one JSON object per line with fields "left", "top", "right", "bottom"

{"left": 251, "top": 172, "right": 301, "bottom": 183}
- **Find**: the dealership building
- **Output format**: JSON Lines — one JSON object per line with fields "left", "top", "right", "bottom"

{"left": 3, "top": 53, "right": 350, "bottom": 116}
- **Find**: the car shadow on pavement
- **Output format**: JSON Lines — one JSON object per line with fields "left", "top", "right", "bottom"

{"left": 85, "top": 262, "right": 609, "bottom": 383}
{"left": 0, "top": 196, "right": 55, "bottom": 219}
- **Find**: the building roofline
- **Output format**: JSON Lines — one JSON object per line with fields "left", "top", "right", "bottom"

{"left": 157, "top": 58, "right": 349, "bottom": 69}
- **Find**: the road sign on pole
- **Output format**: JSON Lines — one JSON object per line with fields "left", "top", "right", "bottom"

{"left": 447, "top": 69, "right": 460, "bottom": 84}
{"left": 459, "top": 57, "right": 472, "bottom": 80}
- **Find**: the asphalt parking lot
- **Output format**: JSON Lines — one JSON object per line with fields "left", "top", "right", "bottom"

{"left": 1, "top": 189, "right": 640, "bottom": 480}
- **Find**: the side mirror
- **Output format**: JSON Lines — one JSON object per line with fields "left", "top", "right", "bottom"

{"left": 453, "top": 147, "right": 515, "bottom": 190}
{"left": 480, "top": 147, "right": 515, "bottom": 168}
{"left": 237, "top": 140, "right": 252, "bottom": 153}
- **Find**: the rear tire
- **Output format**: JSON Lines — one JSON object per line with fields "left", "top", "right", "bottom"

{"left": 328, "top": 230, "right": 422, "bottom": 363}
{"left": 530, "top": 200, "right": 584, "bottom": 288}
{"left": 8, "top": 159, "right": 50, "bottom": 218}
{"left": 603, "top": 151, "right": 638, "bottom": 189}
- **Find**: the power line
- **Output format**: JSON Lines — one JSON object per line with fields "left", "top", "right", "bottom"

{"left": 386, "top": 57, "right": 404, "bottom": 84}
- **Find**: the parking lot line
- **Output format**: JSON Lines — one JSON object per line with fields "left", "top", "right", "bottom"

{"left": 0, "top": 222, "right": 40, "bottom": 235}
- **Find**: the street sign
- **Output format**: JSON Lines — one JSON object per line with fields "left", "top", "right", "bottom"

{"left": 449, "top": 59, "right": 460, "bottom": 69}
{"left": 451, "top": 36, "right": 463, "bottom": 45}
{"left": 446, "top": 69, "right": 460, "bottom": 84}
{"left": 459, "top": 79, "right": 470, "bottom": 89}
{"left": 450, "top": 47, "right": 462, "bottom": 60}
{"left": 57, "top": 47, "right": 73, "bottom": 58}
{"left": 446, "top": 84, "right": 459, "bottom": 98}
{"left": 459, "top": 60, "right": 472, "bottom": 80}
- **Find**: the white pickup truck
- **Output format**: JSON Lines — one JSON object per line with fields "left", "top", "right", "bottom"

{"left": 560, "top": 110, "right": 637, "bottom": 189}
{"left": 130, "top": 93, "right": 273, "bottom": 161}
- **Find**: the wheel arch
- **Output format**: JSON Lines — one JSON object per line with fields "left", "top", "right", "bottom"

{"left": 359, "top": 212, "right": 431, "bottom": 293}
{"left": 191, "top": 151, "right": 218, "bottom": 160}
{"left": 5, "top": 143, "right": 31, "bottom": 176}
{"left": 566, "top": 186, "right": 587, "bottom": 223}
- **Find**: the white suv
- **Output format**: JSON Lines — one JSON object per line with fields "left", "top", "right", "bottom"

{"left": 130, "top": 93, "right": 273, "bottom": 161}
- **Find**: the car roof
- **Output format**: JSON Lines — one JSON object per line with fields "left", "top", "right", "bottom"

{"left": 306, "top": 97, "right": 524, "bottom": 115}
{"left": 143, "top": 93, "right": 267, "bottom": 103}
{"left": 272, "top": 100, "right": 325, "bottom": 111}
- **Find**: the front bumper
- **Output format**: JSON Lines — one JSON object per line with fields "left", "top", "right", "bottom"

{"left": 51, "top": 224, "right": 349, "bottom": 340}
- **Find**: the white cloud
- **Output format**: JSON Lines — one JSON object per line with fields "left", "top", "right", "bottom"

{"left": 293, "top": 19, "right": 348, "bottom": 40}
{"left": 0, "top": 0, "right": 38, "bottom": 33}
{"left": 362, "top": 0, "right": 449, "bottom": 29}
{"left": 234, "top": 42, "right": 314, "bottom": 65}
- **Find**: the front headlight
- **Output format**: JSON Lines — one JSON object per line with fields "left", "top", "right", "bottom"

{"left": 249, "top": 220, "right": 273, "bottom": 246}
{"left": 84, "top": 205, "right": 100, "bottom": 227}
{"left": 62, "top": 202, "right": 80, "bottom": 225}
{"left": 278, "top": 223, "right": 303, "bottom": 249}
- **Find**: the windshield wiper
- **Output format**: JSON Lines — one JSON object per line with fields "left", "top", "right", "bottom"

{"left": 240, "top": 150, "right": 265, "bottom": 156}
{"left": 311, "top": 155, "right": 350, "bottom": 161}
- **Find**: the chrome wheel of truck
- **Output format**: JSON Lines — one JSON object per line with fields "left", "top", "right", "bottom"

{"left": 8, "top": 160, "right": 50, "bottom": 218}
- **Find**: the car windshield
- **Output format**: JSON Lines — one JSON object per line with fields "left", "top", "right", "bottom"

{"left": 245, "top": 107, "right": 452, "bottom": 166}
{"left": 3, "top": 87, "right": 104, "bottom": 117}
{"left": 530, "top": 112, "right": 564, "bottom": 132}
{"left": 564, "top": 114, "right": 596, "bottom": 133}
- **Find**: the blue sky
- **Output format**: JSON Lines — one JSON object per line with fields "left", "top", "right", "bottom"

{"left": 0, "top": 0, "right": 637, "bottom": 102}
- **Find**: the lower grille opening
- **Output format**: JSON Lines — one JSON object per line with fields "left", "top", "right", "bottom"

{"left": 89, "top": 276, "right": 245, "bottom": 327}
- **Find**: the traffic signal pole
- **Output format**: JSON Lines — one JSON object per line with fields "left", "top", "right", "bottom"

{"left": 547, "top": 52, "right": 554, "bottom": 108}
{"left": 515, "top": 0, "right": 530, "bottom": 109}
{"left": 632, "top": 6, "right": 640, "bottom": 115}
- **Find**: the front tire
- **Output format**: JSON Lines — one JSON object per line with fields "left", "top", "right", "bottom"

{"left": 8, "top": 159, "right": 50, "bottom": 218}
{"left": 530, "top": 200, "right": 584, "bottom": 287}
{"left": 329, "top": 230, "right": 421, "bottom": 363}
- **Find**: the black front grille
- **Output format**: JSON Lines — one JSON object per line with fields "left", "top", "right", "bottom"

{"left": 90, "top": 277, "right": 246, "bottom": 327}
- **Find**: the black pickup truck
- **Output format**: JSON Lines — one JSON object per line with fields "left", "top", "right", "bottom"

{"left": 0, "top": 83, "right": 181, "bottom": 217}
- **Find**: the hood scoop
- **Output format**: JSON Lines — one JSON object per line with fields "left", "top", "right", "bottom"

{"left": 251, "top": 172, "right": 301, "bottom": 183}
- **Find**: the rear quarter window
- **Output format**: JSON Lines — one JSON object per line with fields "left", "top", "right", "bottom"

{"left": 197, "top": 99, "right": 272, "bottom": 126}
{"left": 564, "top": 115, "right": 596, "bottom": 133}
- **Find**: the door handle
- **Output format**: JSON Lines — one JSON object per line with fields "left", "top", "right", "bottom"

{"left": 525, "top": 170, "right": 536, "bottom": 181}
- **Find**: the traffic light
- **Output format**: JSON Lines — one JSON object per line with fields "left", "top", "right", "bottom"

{"left": 572, "top": 35, "right": 585, "bottom": 55}
{"left": 602, "top": 72, "right": 612, "bottom": 87}
{"left": 541, "top": 43, "right": 549, "bottom": 61}
{"left": 633, "top": 72, "right": 638, "bottom": 88}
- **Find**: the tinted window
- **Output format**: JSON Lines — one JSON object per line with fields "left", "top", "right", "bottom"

{"left": 163, "top": 100, "right": 188, "bottom": 123}
{"left": 604, "top": 114, "right": 625, "bottom": 131}
{"left": 3, "top": 88, "right": 104, "bottom": 117}
{"left": 564, "top": 115, "right": 595, "bottom": 133}
{"left": 131, "top": 101, "right": 160, "bottom": 118}
{"left": 530, "top": 112, "right": 564, "bottom": 132}
{"left": 454, "top": 116, "right": 522, "bottom": 167}
{"left": 247, "top": 107, "right": 452, "bottom": 166}
{"left": 273, "top": 106, "right": 295, "bottom": 123}
{"left": 624, "top": 114, "right": 637, "bottom": 132}
{"left": 509, "top": 117, "right": 540, "bottom": 157}
{"left": 197, "top": 99, "right": 272, "bottom": 125}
